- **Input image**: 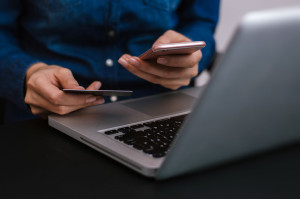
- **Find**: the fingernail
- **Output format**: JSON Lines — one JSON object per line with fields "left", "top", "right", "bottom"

{"left": 128, "top": 58, "right": 140, "bottom": 67}
{"left": 123, "top": 54, "right": 131, "bottom": 60}
{"left": 75, "top": 85, "right": 85, "bottom": 90}
{"left": 94, "top": 97, "right": 104, "bottom": 105}
{"left": 94, "top": 81, "right": 101, "bottom": 89}
{"left": 86, "top": 96, "right": 97, "bottom": 103}
{"left": 157, "top": 58, "right": 167, "bottom": 65}
{"left": 118, "top": 58, "right": 128, "bottom": 67}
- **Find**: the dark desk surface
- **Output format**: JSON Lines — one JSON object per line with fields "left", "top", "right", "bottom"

{"left": 1, "top": 119, "right": 300, "bottom": 199}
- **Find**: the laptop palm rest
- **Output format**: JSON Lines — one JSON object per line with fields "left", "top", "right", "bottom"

{"left": 121, "top": 92, "right": 196, "bottom": 117}
{"left": 49, "top": 90, "right": 198, "bottom": 135}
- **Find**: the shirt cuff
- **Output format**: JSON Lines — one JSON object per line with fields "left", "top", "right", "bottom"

{"left": 6, "top": 54, "right": 40, "bottom": 112}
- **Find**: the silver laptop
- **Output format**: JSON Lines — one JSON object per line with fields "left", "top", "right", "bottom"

{"left": 49, "top": 7, "right": 300, "bottom": 180}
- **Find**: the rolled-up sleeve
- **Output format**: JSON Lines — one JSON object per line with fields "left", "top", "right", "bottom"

{"left": 176, "top": 0, "right": 220, "bottom": 72}
{"left": 0, "top": 0, "right": 40, "bottom": 111}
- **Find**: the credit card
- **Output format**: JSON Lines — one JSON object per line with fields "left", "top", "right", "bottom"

{"left": 63, "top": 89, "right": 133, "bottom": 97}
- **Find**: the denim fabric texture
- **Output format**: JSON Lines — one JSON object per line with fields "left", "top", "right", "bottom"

{"left": 0, "top": 0, "right": 219, "bottom": 123}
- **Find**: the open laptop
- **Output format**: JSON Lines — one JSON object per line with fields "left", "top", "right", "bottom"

{"left": 49, "top": 7, "right": 300, "bottom": 180}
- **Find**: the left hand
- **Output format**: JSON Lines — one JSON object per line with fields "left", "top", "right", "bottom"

{"left": 118, "top": 30, "right": 202, "bottom": 90}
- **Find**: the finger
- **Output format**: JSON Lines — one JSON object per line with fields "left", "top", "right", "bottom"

{"left": 54, "top": 67, "right": 83, "bottom": 89}
{"left": 25, "top": 88, "right": 100, "bottom": 112}
{"left": 119, "top": 55, "right": 192, "bottom": 88}
{"left": 86, "top": 81, "right": 102, "bottom": 90}
{"left": 157, "top": 50, "right": 202, "bottom": 68}
{"left": 67, "top": 81, "right": 104, "bottom": 104}
{"left": 30, "top": 105, "right": 53, "bottom": 119}
{"left": 62, "top": 81, "right": 103, "bottom": 105}
{"left": 125, "top": 56, "right": 187, "bottom": 78}
{"left": 86, "top": 81, "right": 105, "bottom": 102}
{"left": 28, "top": 91, "right": 104, "bottom": 115}
{"left": 119, "top": 55, "right": 165, "bottom": 85}
{"left": 163, "top": 77, "right": 192, "bottom": 90}
{"left": 123, "top": 55, "right": 198, "bottom": 79}
{"left": 29, "top": 104, "right": 51, "bottom": 119}
{"left": 56, "top": 95, "right": 105, "bottom": 115}
{"left": 51, "top": 98, "right": 105, "bottom": 115}
{"left": 27, "top": 76, "right": 98, "bottom": 106}
{"left": 29, "top": 105, "right": 49, "bottom": 116}
{"left": 153, "top": 30, "right": 191, "bottom": 46}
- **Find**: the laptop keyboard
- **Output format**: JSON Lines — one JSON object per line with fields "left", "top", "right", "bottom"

{"left": 104, "top": 114, "right": 188, "bottom": 158}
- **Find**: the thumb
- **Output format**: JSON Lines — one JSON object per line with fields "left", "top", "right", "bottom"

{"left": 55, "top": 68, "right": 84, "bottom": 90}
{"left": 153, "top": 34, "right": 171, "bottom": 47}
{"left": 153, "top": 30, "right": 191, "bottom": 47}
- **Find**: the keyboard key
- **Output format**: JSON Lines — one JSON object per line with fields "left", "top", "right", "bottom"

{"left": 112, "top": 114, "right": 188, "bottom": 158}
{"left": 104, "top": 130, "right": 119, "bottom": 135}
{"left": 152, "top": 152, "right": 166, "bottom": 158}
{"left": 131, "top": 124, "right": 144, "bottom": 129}
{"left": 124, "top": 138, "right": 137, "bottom": 146}
{"left": 114, "top": 135, "right": 125, "bottom": 141}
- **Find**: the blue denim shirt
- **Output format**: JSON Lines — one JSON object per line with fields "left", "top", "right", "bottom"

{"left": 0, "top": 0, "right": 219, "bottom": 123}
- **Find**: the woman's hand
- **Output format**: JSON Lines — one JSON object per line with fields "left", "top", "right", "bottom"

{"left": 25, "top": 63, "right": 104, "bottom": 117}
{"left": 118, "top": 30, "right": 202, "bottom": 90}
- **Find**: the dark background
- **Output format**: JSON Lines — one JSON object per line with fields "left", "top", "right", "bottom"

{"left": 0, "top": 119, "right": 300, "bottom": 199}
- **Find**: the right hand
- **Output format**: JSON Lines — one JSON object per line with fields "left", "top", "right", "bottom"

{"left": 25, "top": 63, "right": 105, "bottom": 117}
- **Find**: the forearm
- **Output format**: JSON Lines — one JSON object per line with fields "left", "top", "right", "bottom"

{"left": 0, "top": 47, "right": 40, "bottom": 111}
{"left": 0, "top": 0, "right": 40, "bottom": 110}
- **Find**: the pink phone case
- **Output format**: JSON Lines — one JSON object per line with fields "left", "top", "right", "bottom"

{"left": 139, "top": 41, "right": 206, "bottom": 60}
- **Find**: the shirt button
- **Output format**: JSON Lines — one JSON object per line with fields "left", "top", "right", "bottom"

{"left": 110, "top": 95, "right": 118, "bottom": 102}
{"left": 108, "top": 30, "right": 115, "bottom": 37}
{"left": 106, "top": 59, "right": 114, "bottom": 67}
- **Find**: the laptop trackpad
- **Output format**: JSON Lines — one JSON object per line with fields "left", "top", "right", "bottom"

{"left": 122, "top": 93, "right": 196, "bottom": 117}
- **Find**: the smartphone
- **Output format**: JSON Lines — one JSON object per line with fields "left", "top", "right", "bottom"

{"left": 63, "top": 89, "right": 133, "bottom": 97}
{"left": 139, "top": 41, "right": 206, "bottom": 60}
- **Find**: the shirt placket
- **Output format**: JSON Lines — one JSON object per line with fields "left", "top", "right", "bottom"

{"left": 105, "top": 0, "right": 121, "bottom": 102}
